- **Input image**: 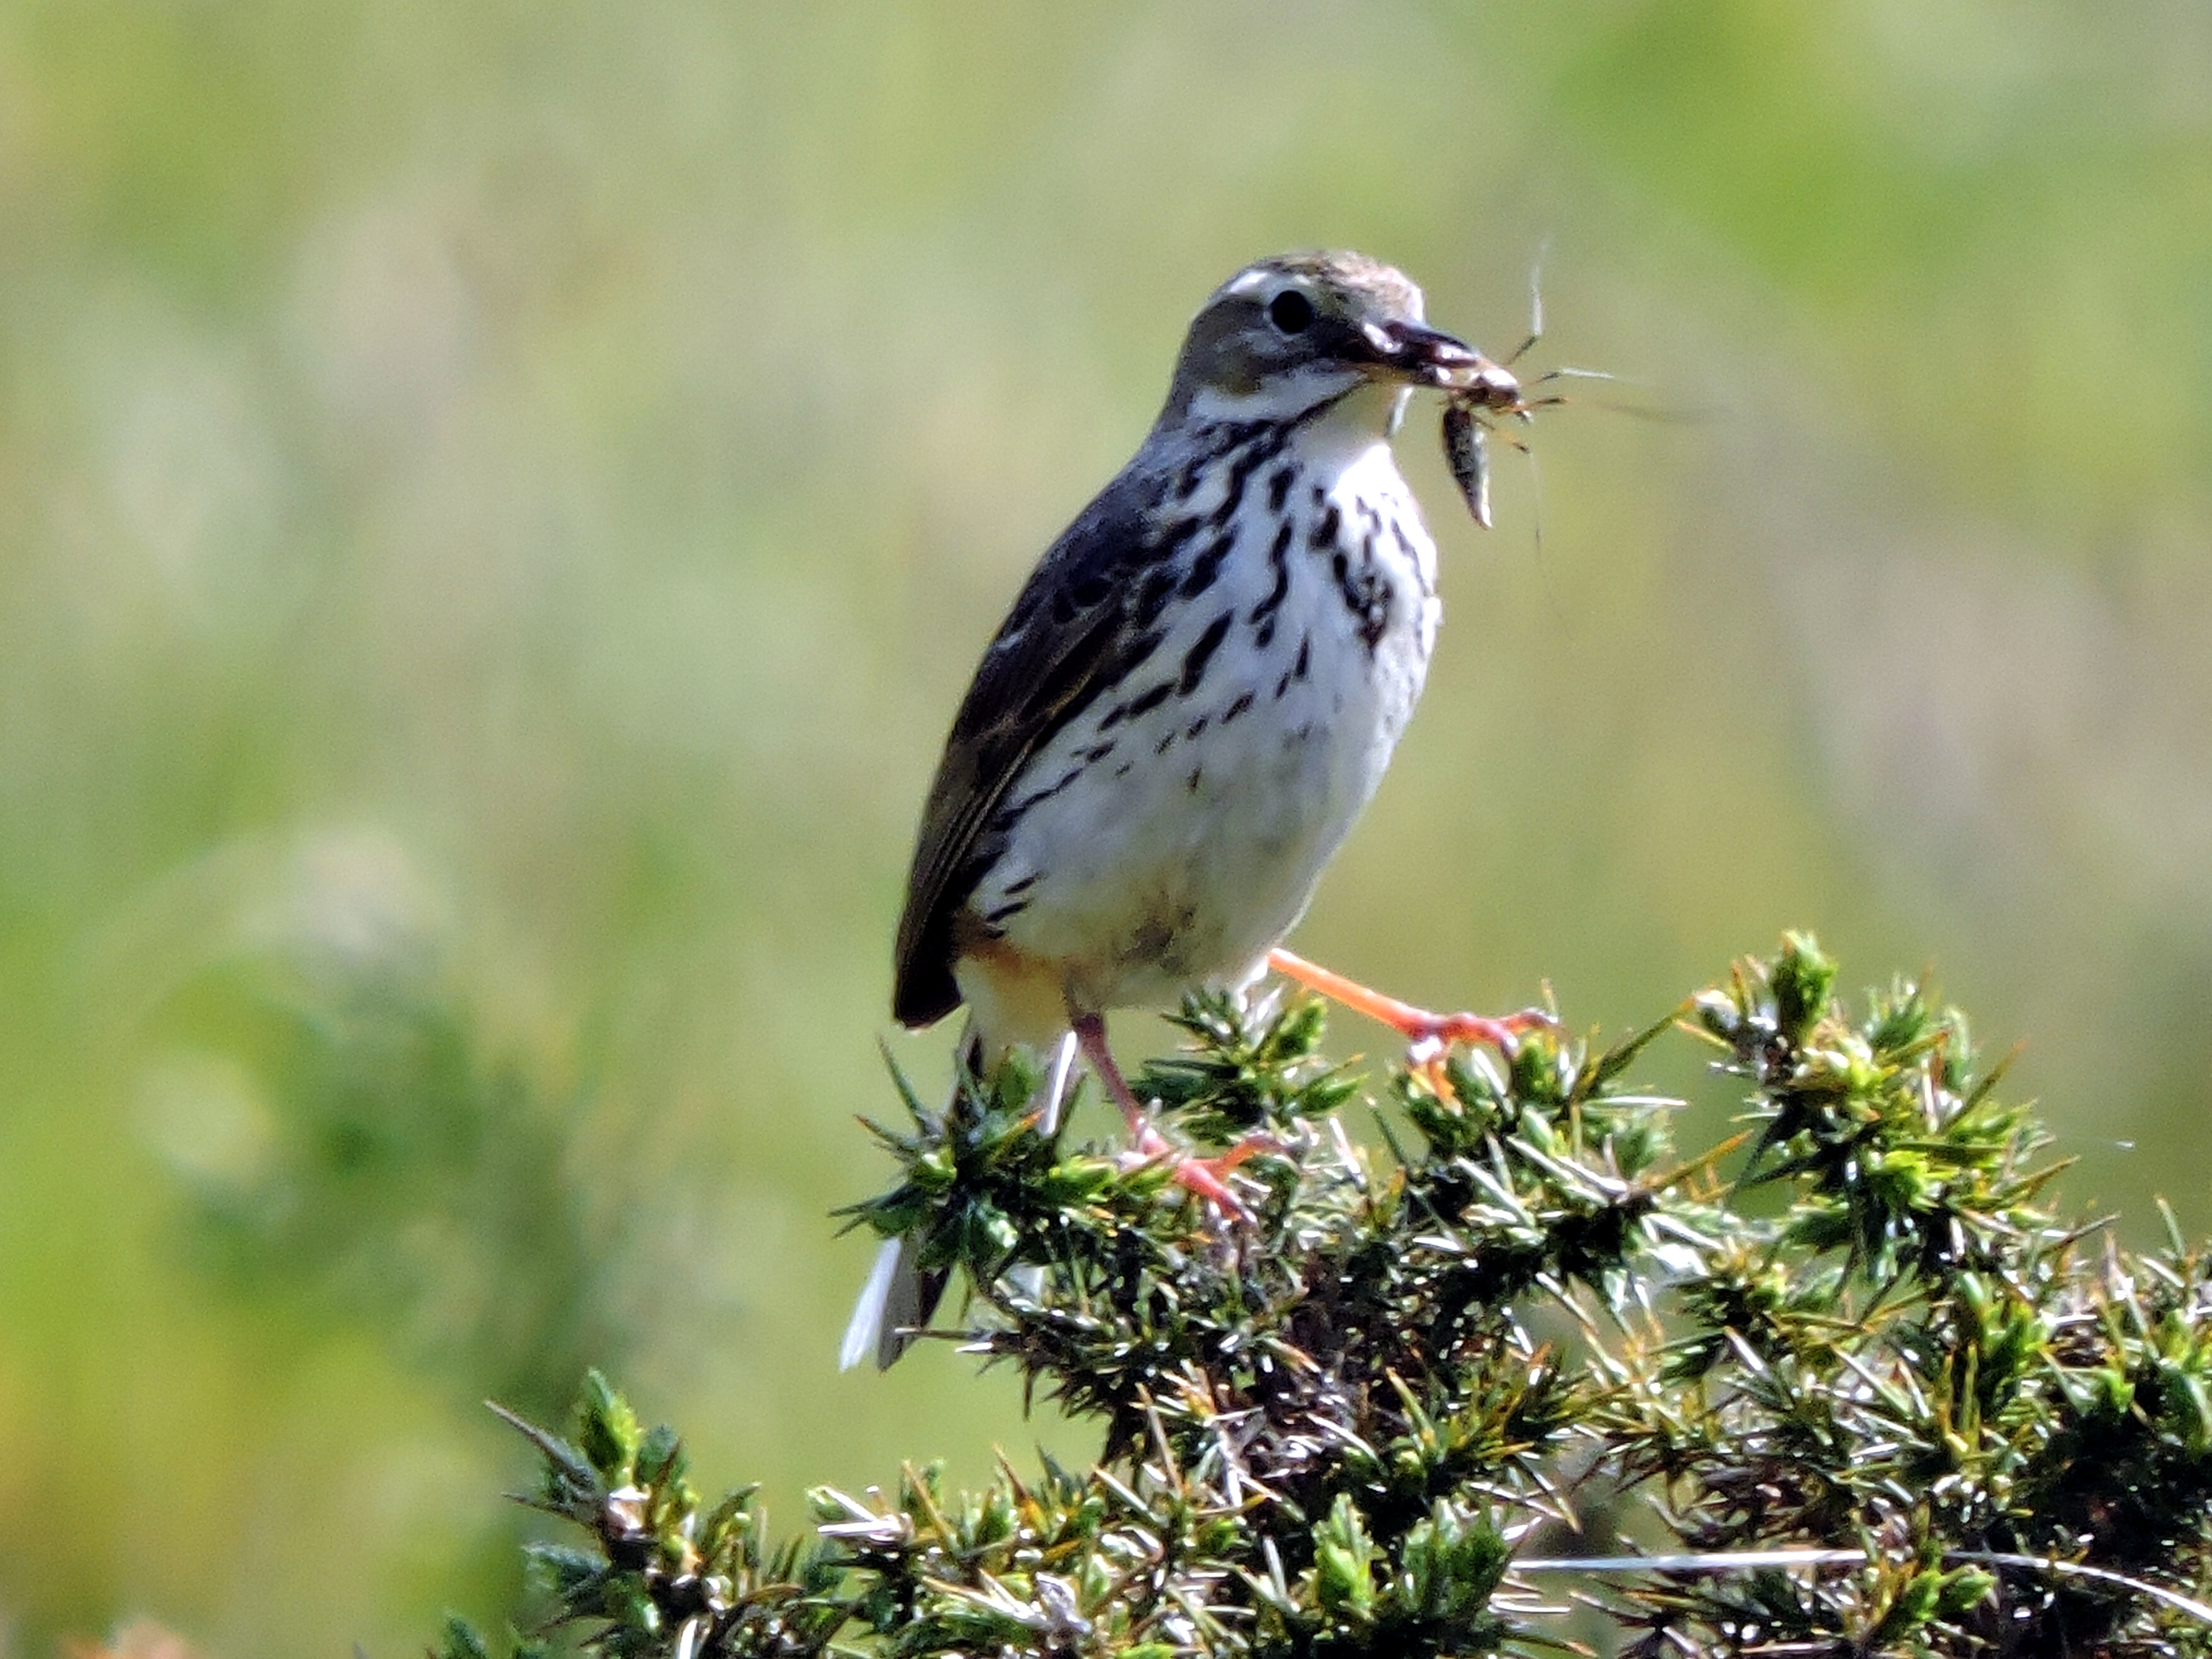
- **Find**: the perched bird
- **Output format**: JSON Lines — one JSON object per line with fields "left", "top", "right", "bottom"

{"left": 844, "top": 251, "right": 1540, "bottom": 1370}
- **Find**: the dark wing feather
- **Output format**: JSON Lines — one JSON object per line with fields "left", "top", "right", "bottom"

{"left": 892, "top": 462, "right": 1174, "bottom": 1026}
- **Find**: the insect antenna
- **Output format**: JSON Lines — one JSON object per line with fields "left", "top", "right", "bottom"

{"left": 1527, "top": 364, "right": 1624, "bottom": 388}
{"left": 1525, "top": 364, "right": 1713, "bottom": 425}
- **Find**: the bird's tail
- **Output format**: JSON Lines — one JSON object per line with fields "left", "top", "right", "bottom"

{"left": 840, "top": 1230, "right": 945, "bottom": 1372}
{"left": 839, "top": 1022, "right": 1076, "bottom": 1371}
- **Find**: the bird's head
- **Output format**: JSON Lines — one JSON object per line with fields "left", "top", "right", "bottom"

{"left": 1161, "top": 251, "right": 1507, "bottom": 432}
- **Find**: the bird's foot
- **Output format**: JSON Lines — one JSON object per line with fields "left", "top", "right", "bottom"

{"left": 1120, "top": 1125, "right": 1284, "bottom": 1220}
{"left": 1266, "top": 947, "right": 1556, "bottom": 1082}
{"left": 1074, "top": 1011, "right": 1279, "bottom": 1221}
{"left": 1398, "top": 1008, "right": 1557, "bottom": 1066}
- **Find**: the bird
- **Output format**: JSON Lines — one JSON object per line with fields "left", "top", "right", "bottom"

{"left": 843, "top": 251, "right": 1545, "bottom": 1371}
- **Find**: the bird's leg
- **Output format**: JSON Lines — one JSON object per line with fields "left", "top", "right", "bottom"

{"left": 1071, "top": 1013, "right": 1268, "bottom": 1220}
{"left": 1265, "top": 947, "right": 1555, "bottom": 1078}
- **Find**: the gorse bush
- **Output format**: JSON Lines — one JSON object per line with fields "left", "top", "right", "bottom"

{"left": 441, "top": 936, "right": 2212, "bottom": 1659}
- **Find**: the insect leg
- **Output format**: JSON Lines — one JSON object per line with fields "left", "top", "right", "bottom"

{"left": 1503, "top": 237, "right": 1551, "bottom": 367}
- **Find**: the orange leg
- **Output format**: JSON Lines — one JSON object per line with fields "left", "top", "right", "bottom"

{"left": 1073, "top": 1013, "right": 1276, "bottom": 1220}
{"left": 1266, "top": 947, "right": 1554, "bottom": 1063}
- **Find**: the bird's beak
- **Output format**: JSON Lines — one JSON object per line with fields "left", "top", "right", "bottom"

{"left": 1357, "top": 318, "right": 1488, "bottom": 388}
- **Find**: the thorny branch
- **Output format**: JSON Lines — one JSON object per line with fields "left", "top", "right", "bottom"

{"left": 441, "top": 936, "right": 2212, "bottom": 1659}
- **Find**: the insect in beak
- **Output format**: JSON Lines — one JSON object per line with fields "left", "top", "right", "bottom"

{"left": 1441, "top": 399, "right": 1493, "bottom": 529}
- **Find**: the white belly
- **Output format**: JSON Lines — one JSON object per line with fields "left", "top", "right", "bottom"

{"left": 971, "top": 435, "right": 1439, "bottom": 1015}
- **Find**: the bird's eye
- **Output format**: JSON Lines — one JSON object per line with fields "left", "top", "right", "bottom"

{"left": 1267, "top": 289, "right": 1314, "bottom": 335}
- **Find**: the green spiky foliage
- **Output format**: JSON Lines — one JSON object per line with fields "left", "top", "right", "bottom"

{"left": 439, "top": 937, "right": 2212, "bottom": 1659}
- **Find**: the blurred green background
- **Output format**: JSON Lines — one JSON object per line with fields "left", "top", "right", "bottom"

{"left": 2, "top": 1, "right": 2209, "bottom": 1651}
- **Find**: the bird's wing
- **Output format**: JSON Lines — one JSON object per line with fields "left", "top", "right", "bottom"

{"left": 893, "top": 462, "right": 1186, "bottom": 1027}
